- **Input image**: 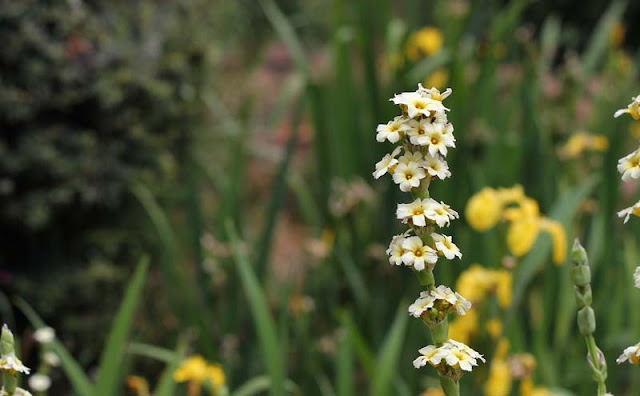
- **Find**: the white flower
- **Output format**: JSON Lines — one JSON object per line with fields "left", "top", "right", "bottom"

{"left": 635, "top": 266, "right": 640, "bottom": 288}
{"left": 373, "top": 146, "right": 402, "bottom": 179}
{"left": 418, "top": 84, "right": 452, "bottom": 102}
{"left": 618, "top": 200, "right": 640, "bottom": 223}
{"left": 413, "top": 345, "right": 446, "bottom": 368}
{"left": 397, "top": 150, "right": 423, "bottom": 165}
{"left": 431, "top": 233, "right": 462, "bottom": 259}
{"left": 617, "top": 342, "right": 640, "bottom": 365}
{"left": 440, "top": 340, "right": 485, "bottom": 372}
{"left": 408, "top": 291, "right": 435, "bottom": 318}
{"left": 28, "top": 374, "right": 52, "bottom": 392}
{"left": 33, "top": 327, "right": 55, "bottom": 344}
{"left": 422, "top": 154, "right": 451, "bottom": 180}
{"left": 401, "top": 236, "right": 438, "bottom": 271}
{"left": 617, "top": 148, "right": 640, "bottom": 182}
{"left": 43, "top": 352, "right": 60, "bottom": 367}
{"left": 419, "top": 122, "right": 456, "bottom": 157}
{"left": 390, "top": 92, "right": 447, "bottom": 119}
{"left": 397, "top": 198, "right": 429, "bottom": 227}
{"left": 424, "top": 200, "right": 459, "bottom": 227}
{"left": 614, "top": 95, "right": 640, "bottom": 119}
{"left": 376, "top": 116, "right": 411, "bottom": 143}
{"left": 452, "top": 293, "right": 472, "bottom": 315}
{"left": 1, "top": 387, "right": 33, "bottom": 396}
{"left": 392, "top": 161, "right": 427, "bottom": 192}
{"left": 0, "top": 353, "right": 30, "bottom": 374}
{"left": 386, "top": 233, "right": 408, "bottom": 266}
{"left": 431, "top": 285, "right": 457, "bottom": 304}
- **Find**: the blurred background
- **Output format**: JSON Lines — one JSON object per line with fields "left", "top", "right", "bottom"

{"left": 2, "top": 0, "right": 640, "bottom": 395}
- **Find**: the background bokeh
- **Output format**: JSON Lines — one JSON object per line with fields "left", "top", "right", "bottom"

{"left": 2, "top": 0, "right": 640, "bottom": 395}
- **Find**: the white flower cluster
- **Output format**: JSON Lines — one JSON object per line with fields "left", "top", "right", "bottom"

{"left": 413, "top": 339, "right": 485, "bottom": 372}
{"left": 616, "top": 96, "right": 640, "bottom": 224}
{"left": 0, "top": 387, "right": 33, "bottom": 396}
{"left": 408, "top": 285, "right": 471, "bottom": 318}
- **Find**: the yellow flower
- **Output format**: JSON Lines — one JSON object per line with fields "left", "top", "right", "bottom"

{"left": 506, "top": 217, "right": 540, "bottom": 258}
{"left": 486, "top": 319, "right": 503, "bottom": 339}
{"left": 496, "top": 185, "right": 525, "bottom": 204}
{"left": 448, "top": 309, "right": 478, "bottom": 345}
{"left": 127, "top": 376, "right": 150, "bottom": 396}
{"left": 421, "top": 388, "right": 445, "bottom": 396}
{"left": 423, "top": 69, "right": 449, "bottom": 90}
{"left": 485, "top": 358, "right": 511, "bottom": 396}
{"left": 520, "top": 378, "right": 557, "bottom": 396}
{"left": 558, "top": 132, "right": 608, "bottom": 159}
{"left": 540, "top": 218, "right": 567, "bottom": 264}
{"left": 174, "top": 355, "right": 225, "bottom": 393}
{"left": 465, "top": 188, "right": 503, "bottom": 231}
{"left": 406, "top": 27, "right": 443, "bottom": 60}
{"left": 494, "top": 271, "right": 512, "bottom": 308}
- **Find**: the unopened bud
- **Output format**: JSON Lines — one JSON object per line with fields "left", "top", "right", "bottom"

{"left": 1, "top": 324, "right": 15, "bottom": 356}
{"left": 571, "top": 264, "right": 591, "bottom": 287}
{"left": 571, "top": 238, "right": 588, "bottom": 266}
{"left": 577, "top": 307, "right": 596, "bottom": 335}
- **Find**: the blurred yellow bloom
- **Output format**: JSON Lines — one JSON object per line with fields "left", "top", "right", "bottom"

{"left": 174, "top": 355, "right": 225, "bottom": 393}
{"left": 423, "top": 69, "right": 449, "bottom": 90}
{"left": 558, "top": 131, "right": 608, "bottom": 159}
{"left": 496, "top": 185, "right": 525, "bottom": 204}
{"left": 540, "top": 218, "right": 567, "bottom": 264}
{"left": 421, "top": 388, "right": 445, "bottom": 396}
{"left": 127, "top": 376, "right": 150, "bottom": 396}
{"left": 520, "top": 377, "right": 556, "bottom": 396}
{"left": 406, "top": 27, "right": 443, "bottom": 60}
{"left": 506, "top": 218, "right": 540, "bottom": 258}
{"left": 456, "top": 264, "right": 512, "bottom": 308}
{"left": 486, "top": 319, "right": 503, "bottom": 339}
{"left": 465, "top": 187, "right": 503, "bottom": 231}
{"left": 484, "top": 339, "right": 512, "bottom": 396}
{"left": 448, "top": 309, "right": 478, "bottom": 345}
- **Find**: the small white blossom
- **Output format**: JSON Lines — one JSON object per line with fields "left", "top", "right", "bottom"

{"left": 418, "top": 84, "right": 452, "bottom": 102}
{"left": 33, "top": 327, "right": 55, "bottom": 344}
{"left": 412, "top": 345, "right": 446, "bottom": 368}
{"left": 1, "top": 387, "right": 33, "bottom": 396}
{"left": 373, "top": 146, "right": 402, "bottom": 179}
{"left": 617, "top": 342, "right": 640, "bottom": 365}
{"left": 424, "top": 200, "right": 459, "bottom": 227}
{"left": 397, "top": 198, "right": 429, "bottom": 227}
{"left": 418, "top": 122, "right": 456, "bottom": 157}
{"left": 376, "top": 116, "right": 411, "bottom": 143}
{"left": 392, "top": 161, "right": 427, "bottom": 192}
{"left": 431, "top": 285, "right": 458, "bottom": 305}
{"left": 440, "top": 340, "right": 485, "bottom": 372}
{"left": 618, "top": 200, "right": 640, "bottom": 223}
{"left": 452, "top": 293, "right": 472, "bottom": 315}
{"left": 401, "top": 236, "right": 438, "bottom": 271}
{"left": 28, "top": 374, "right": 52, "bottom": 392}
{"left": 390, "top": 92, "right": 447, "bottom": 119}
{"left": 618, "top": 148, "right": 640, "bottom": 182}
{"left": 0, "top": 354, "right": 30, "bottom": 374}
{"left": 614, "top": 95, "right": 640, "bottom": 119}
{"left": 635, "top": 266, "right": 640, "bottom": 288}
{"left": 386, "top": 232, "right": 408, "bottom": 266}
{"left": 397, "top": 150, "right": 423, "bottom": 165}
{"left": 422, "top": 154, "right": 451, "bottom": 180}
{"left": 431, "top": 233, "right": 462, "bottom": 259}
{"left": 408, "top": 291, "right": 435, "bottom": 318}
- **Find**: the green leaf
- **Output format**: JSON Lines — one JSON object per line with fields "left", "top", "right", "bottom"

{"left": 226, "top": 222, "right": 286, "bottom": 396}
{"left": 92, "top": 256, "right": 150, "bottom": 396}
{"left": 128, "top": 342, "right": 176, "bottom": 363}
{"left": 231, "top": 376, "right": 299, "bottom": 396}
{"left": 153, "top": 338, "right": 188, "bottom": 396}
{"left": 371, "top": 302, "right": 409, "bottom": 396}
{"left": 580, "top": 0, "right": 626, "bottom": 80}
{"left": 15, "top": 298, "right": 93, "bottom": 396}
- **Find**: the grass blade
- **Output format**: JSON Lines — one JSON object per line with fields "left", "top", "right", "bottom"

{"left": 371, "top": 302, "right": 409, "bottom": 396}
{"left": 153, "top": 338, "right": 188, "bottom": 396}
{"left": 14, "top": 297, "right": 93, "bottom": 396}
{"left": 227, "top": 221, "right": 286, "bottom": 396}
{"left": 92, "top": 256, "right": 150, "bottom": 396}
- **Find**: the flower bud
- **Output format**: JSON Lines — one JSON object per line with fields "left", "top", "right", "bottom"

{"left": 1, "top": 324, "right": 15, "bottom": 356}
{"left": 570, "top": 264, "right": 591, "bottom": 287}
{"left": 577, "top": 307, "right": 596, "bottom": 335}
{"left": 571, "top": 238, "right": 588, "bottom": 266}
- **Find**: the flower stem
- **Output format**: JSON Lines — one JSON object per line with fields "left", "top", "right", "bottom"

{"left": 439, "top": 376, "right": 460, "bottom": 396}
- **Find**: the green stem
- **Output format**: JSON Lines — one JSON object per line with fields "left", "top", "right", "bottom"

{"left": 439, "top": 376, "right": 460, "bottom": 396}
{"left": 431, "top": 317, "right": 449, "bottom": 345}
{"left": 415, "top": 270, "right": 435, "bottom": 290}
{"left": 585, "top": 335, "right": 607, "bottom": 396}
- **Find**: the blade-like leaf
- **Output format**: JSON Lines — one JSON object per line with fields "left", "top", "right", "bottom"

{"left": 227, "top": 222, "right": 286, "bottom": 396}
{"left": 92, "top": 256, "right": 149, "bottom": 396}
{"left": 15, "top": 298, "right": 93, "bottom": 396}
{"left": 371, "top": 302, "right": 409, "bottom": 396}
{"left": 153, "top": 338, "right": 188, "bottom": 396}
